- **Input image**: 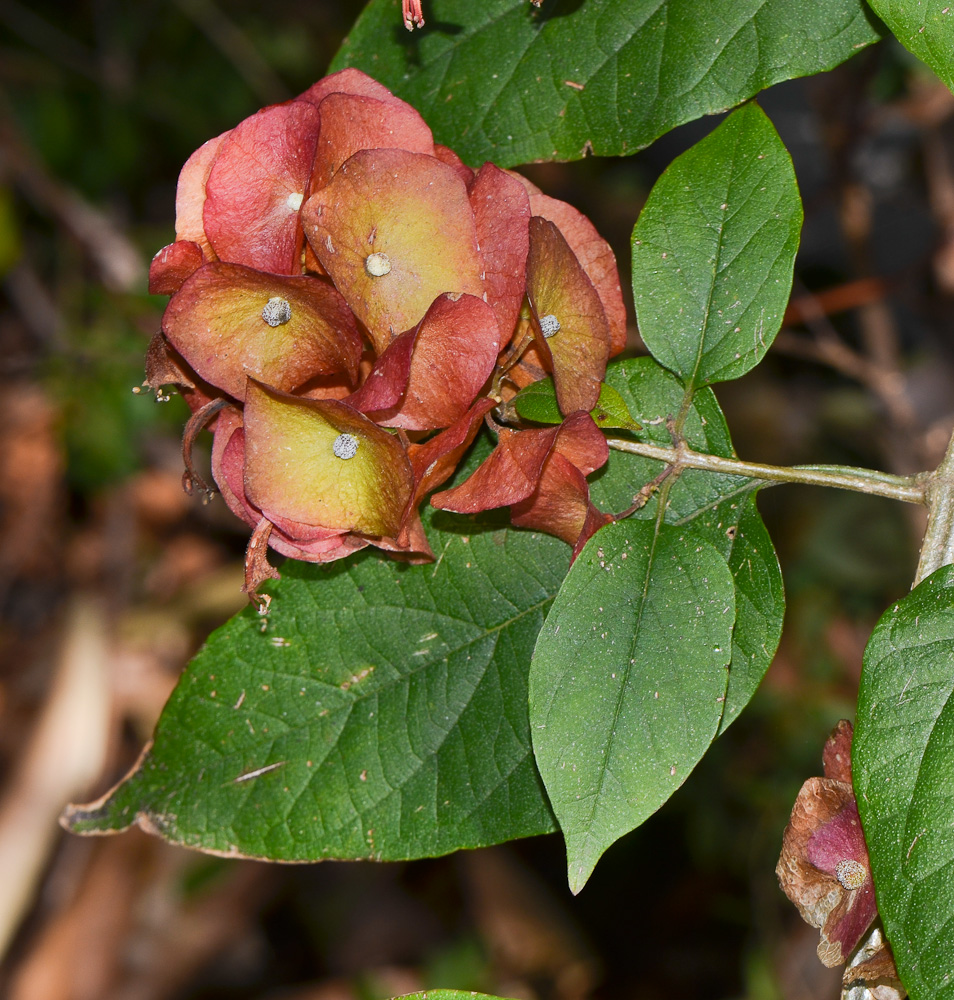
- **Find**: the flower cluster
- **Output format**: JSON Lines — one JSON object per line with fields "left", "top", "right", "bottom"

{"left": 146, "top": 69, "right": 625, "bottom": 602}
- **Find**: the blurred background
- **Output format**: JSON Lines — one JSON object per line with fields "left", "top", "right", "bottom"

{"left": 1, "top": 3, "right": 952, "bottom": 998}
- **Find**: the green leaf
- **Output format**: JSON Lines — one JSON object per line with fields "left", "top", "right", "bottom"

{"left": 631, "top": 103, "right": 803, "bottom": 388}
{"left": 64, "top": 503, "right": 569, "bottom": 861}
{"left": 331, "top": 0, "right": 881, "bottom": 167}
{"left": 867, "top": 2, "right": 954, "bottom": 93}
{"left": 512, "top": 376, "right": 642, "bottom": 433}
{"left": 855, "top": 565, "right": 954, "bottom": 1000}
{"left": 593, "top": 357, "right": 784, "bottom": 730}
{"left": 530, "top": 517, "right": 736, "bottom": 892}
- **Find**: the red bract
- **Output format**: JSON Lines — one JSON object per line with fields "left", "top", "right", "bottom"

{"left": 147, "top": 68, "right": 629, "bottom": 598}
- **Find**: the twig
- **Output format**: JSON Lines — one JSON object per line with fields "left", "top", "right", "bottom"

{"left": 606, "top": 437, "right": 927, "bottom": 505}
{"left": 0, "top": 97, "right": 144, "bottom": 292}
{"left": 172, "top": 0, "right": 289, "bottom": 106}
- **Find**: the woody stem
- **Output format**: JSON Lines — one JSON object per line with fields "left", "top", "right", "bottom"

{"left": 606, "top": 437, "right": 927, "bottom": 505}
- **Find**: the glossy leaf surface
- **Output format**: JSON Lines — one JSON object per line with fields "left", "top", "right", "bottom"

{"left": 332, "top": 0, "right": 880, "bottom": 167}
{"left": 868, "top": 2, "right": 954, "bottom": 93}
{"left": 632, "top": 103, "right": 802, "bottom": 388}
{"left": 593, "top": 357, "right": 784, "bottom": 731}
{"left": 64, "top": 498, "right": 567, "bottom": 860}
{"left": 530, "top": 356, "right": 783, "bottom": 891}
{"left": 855, "top": 566, "right": 954, "bottom": 1000}
{"left": 531, "top": 517, "right": 736, "bottom": 892}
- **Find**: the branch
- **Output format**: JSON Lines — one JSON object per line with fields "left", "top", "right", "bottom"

{"left": 606, "top": 437, "right": 928, "bottom": 505}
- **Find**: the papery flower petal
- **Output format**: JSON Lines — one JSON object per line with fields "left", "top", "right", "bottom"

{"left": 408, "top": 397, "right": 496, "bottom": 504}
{"left": 512, "top": 172, "right": 627, "bottom": 355}
{"left": 349, "top": 292, "right": 499, "bottom": 430}
{"left": 823, "top": 718, "right": 854, "bottom": 783}
{"left": 432, "top": 411, "right": 604, "bottom": 514}
{"left": 296, "top": 67, "right": 405, "bottom": 107}
{"left": 345, "top": 327, "right": 415, "bottom": 415}
{"left": 175, "top": 131, "right": 229, "bottom": 253}
{"left": 310, "top": 92, "right": 434, "bottom": 191}
{"left": 375, "top": 511, "right": 434, "bottom": 562}
{"left": 527, "top": 216, "right": 611, "bottom": 415}
{"left": 149, "top": 240, "right": 205, "bottom": 295}
{"left": 142, "top": 332, "right": 222, "bottom": 416}
{"left": 143, "top": 332, "right": 195, "bottom": 393}
{"left": 301, "top": 148, "right": 484, "bottom": 353}
{"left": 244, "top": 518, "right": 281, "bottom": 604}
{"left": 468, "top": 164, "right": 530, "bottom": 344}
{"left": 243, "top": 381, "right": 413, "bottom": 538}
{"left": 843, "top": 934, "right": 905, "bottom": 996}
{"left": 204, "top": 101, "right": 320, "bottom": 274}
{"left": 272, "top": 530, "right": 369, "bottom": 562}
{"left": 510, "top": 450, "right": 612, "bottom": 550}
{"left": 432, "top": 425, "right": 556, "bottom": 513}
{"left": 212, "top": 408, "right": 259, "bottom": 528}
{"left": 778, "top": 777, "right": 877, "bottom": 966}
{"left": 433, "top": 144, "right": 475, "bottom": 185}
{"left": 552, "top": 408, "right": 609, "bottom": 476}
{"left": 212, "top": 417, "right": 365, "bottom": 584}
{"left": 162, "top": 262, "right": 362, "bottom": 400}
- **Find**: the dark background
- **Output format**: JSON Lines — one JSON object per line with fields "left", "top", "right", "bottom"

{"left": 1, "top": 3, "right": 950, "bottom": 998}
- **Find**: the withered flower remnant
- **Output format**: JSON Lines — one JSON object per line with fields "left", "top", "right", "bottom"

{"left": 147, "top": 68, "right": 627, "bottom": 600}
{"left": 777, "top": 721, "right": 904, "bottom": 994}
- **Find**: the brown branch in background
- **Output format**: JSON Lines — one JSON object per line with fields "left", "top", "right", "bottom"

{"left": 0, "top": 1, "right": 98, "bottom": 82}
{"left": 776, "top": 278, "right": 920, "bottom": 464}
{"left": 172, "top": 0, "right": 290, "bottom": 106}
{"left": 0, "top": 600, "right": 112, "bottom": 961}
{"left": 922, "top": 128, "right": 954, "bottom": 296}
{"left": 0, "top": 95, "right": 144, "bottom": 293}
{"left": 783, "top": 277, "right": 887, "bottom": 327}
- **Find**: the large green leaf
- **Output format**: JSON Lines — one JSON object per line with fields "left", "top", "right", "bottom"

{"left": 592, "top": 357, "right": 784, "bottom": 730}
{"left": 64, "top": 503, "right": 568, "bottom": 860}
{"left": 531, "top": 517, "right": 736, "bottom": 892}
{"left": 632, "top": 103, "right": 803, "bottom": 389}
{"left": 331, "top": 0, "right": 881, "bottom": 167}
{"left": 868, "top": 2, "right": 954, "bottom": 93}
{"left": 855, "top": 565, "right": 954, "bottom": 1000}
